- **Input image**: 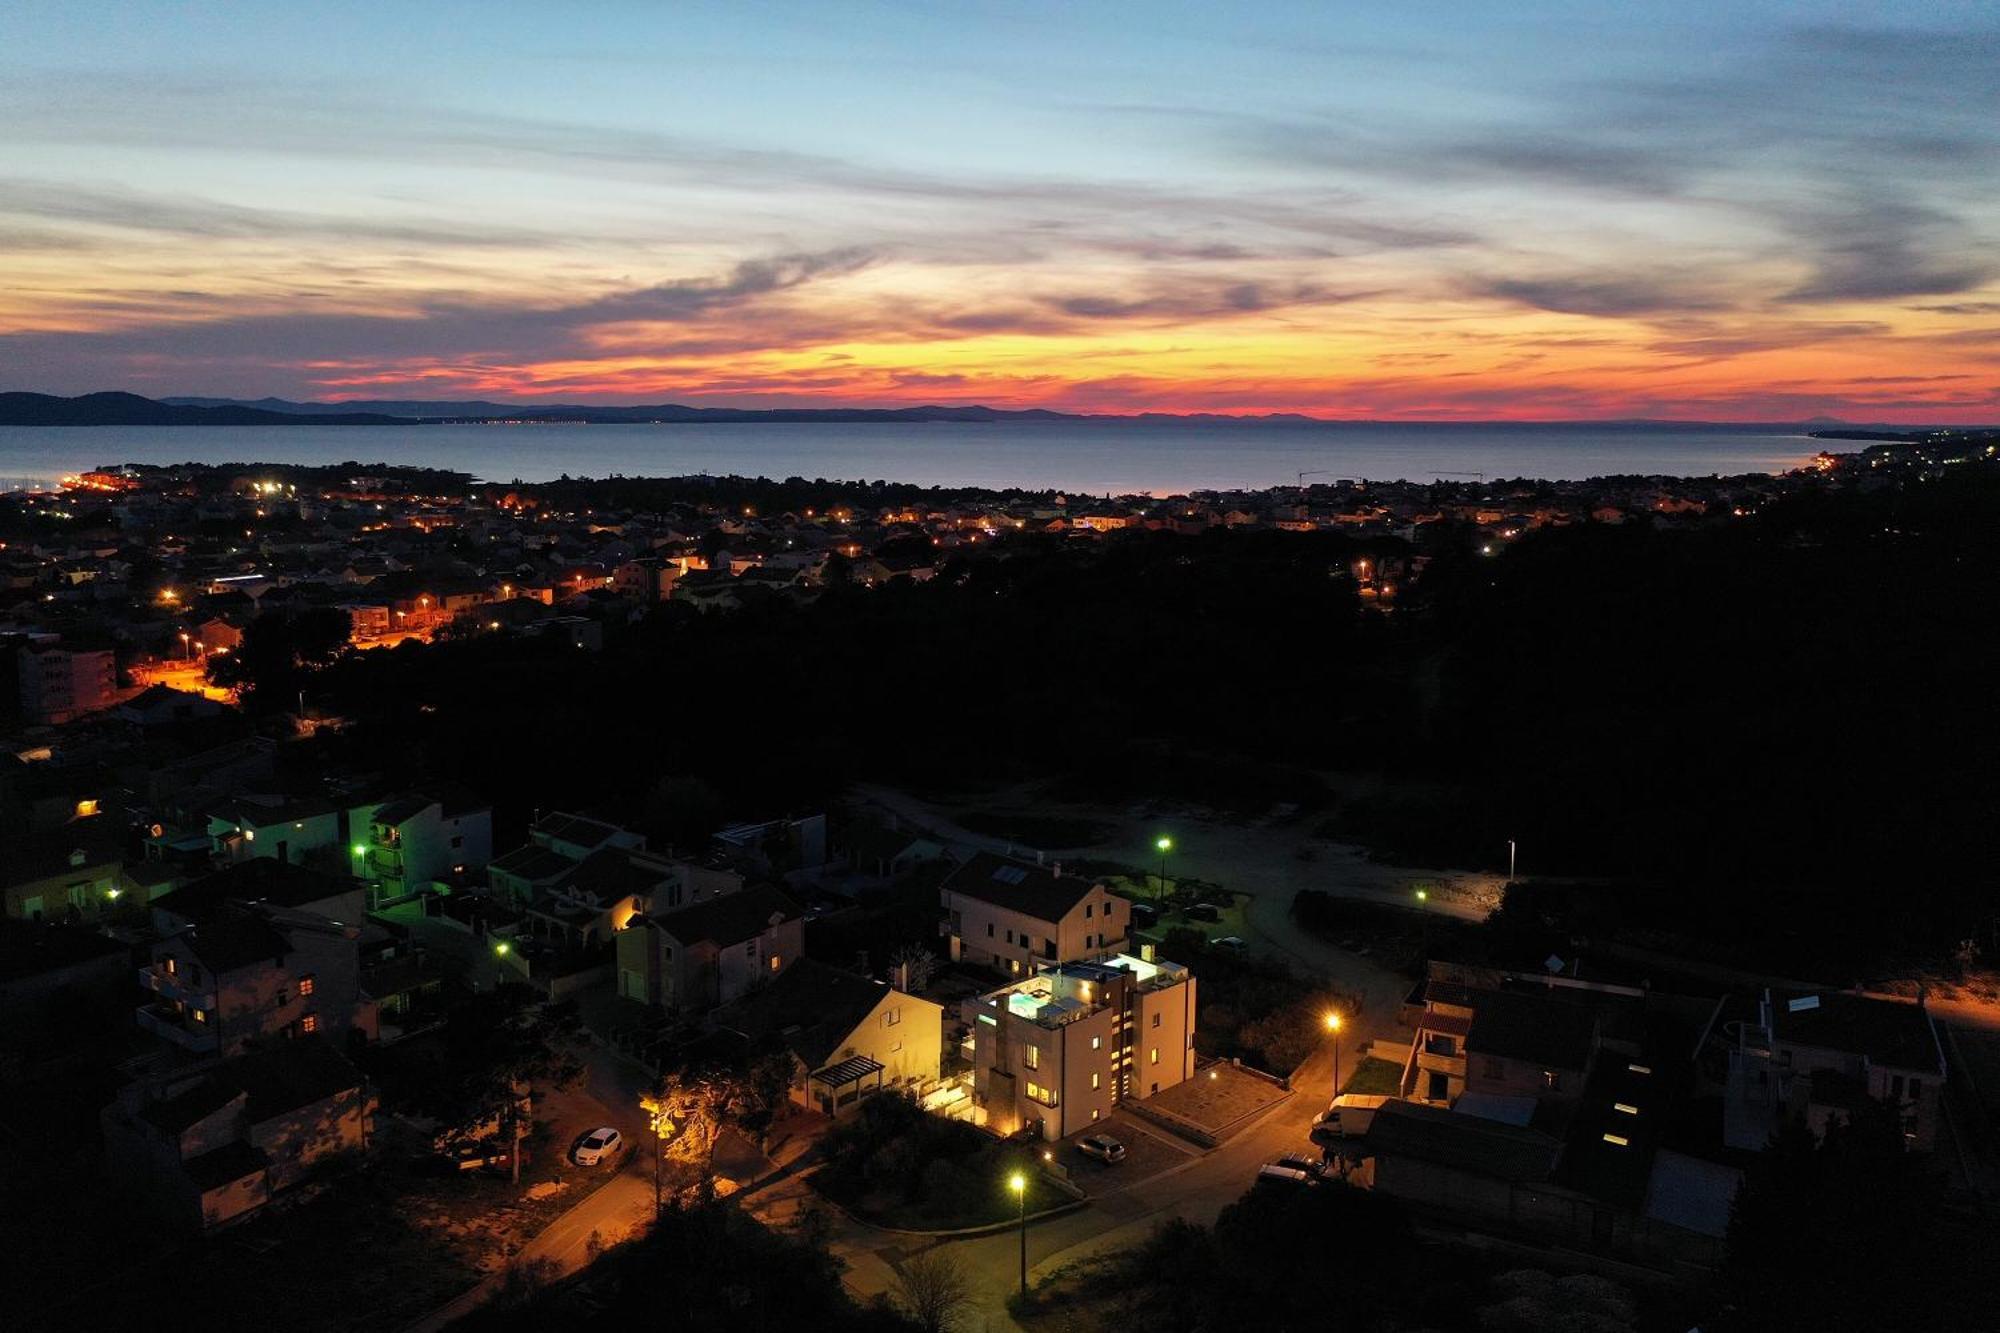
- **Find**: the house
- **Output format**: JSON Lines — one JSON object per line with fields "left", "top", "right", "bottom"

{"left": 2, "top": 814, "right": 131, "bottom": 921}
{"left": 136, "top": 901, "right": 364, "bottom": 1057}
{"left": 117, "top": 684, "right": 226, "bottom": 729}
{"left": 152, "top": 859, "right": 367, "bottom": 933}
{"left": 967, "top": 952, "right": 1197, "bottom": 1140}
{"left": 1726, "top": 988, "right": 1948, "bottom": 1151}
{"left": 489, "top": 813, "right": 744, "bottom": 946}
{"left": 101, "top": 1036, "right": 372, "bottom": 1232}
{"left": 939, "top": 852, "right": 1129, "bottom": 974}
{"left": 17, "top": 642, "right": 117, "bottom": 724}
{"left": 1401, "top": 973, "right": 1597, "bottom": 1107}
{"left": 206, "top": 794, "right": 344, "bottom": 866}
{"left": 714, "top": 958, "right": 944, "bottom": 1116}
{"left": 614, "top": 883, "right": 803, "bottom": 1012}
{"left": 713, "top": 813, "right": 828, "bottom": 876}
{"left": 353, "top": 790, "right": 493, "bottom": 906}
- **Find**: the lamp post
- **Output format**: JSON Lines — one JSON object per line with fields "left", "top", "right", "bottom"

{"left": 649, "top": 1105, "right": 672, "bottom": 1218}
{"left": 1324, "top": 1012, "right": 1342, "bottom": 1102}
{"left": 1009, "top": 1171, "right": 1028, "bottom": 1296}
{"left": 493, "top": 940, "right": 511, "bottom": 992}
{"left": 1154, "top": 836, "right": 1173, "bottom": 904}
{"left": 1508, "top": 839, "right": 1517, "bottom": 883}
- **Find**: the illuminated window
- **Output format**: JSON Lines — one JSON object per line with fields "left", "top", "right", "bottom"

{"left": 1613, "top": 1102, "right": 1639, "bottom": 1116}
{"left": 1025, "top": 1081, "right": 1057, "bottom": 1107}
{"left": 1023, "top": 1045, "right": 1040, "bottom": 1070}
{"left": 1091, "top": 1073, "right": 1101, "bottom": 1090}
{"left": 301, "top": 1015, "right": 318, "bottom": 1034}
{"left": 163, "top": 957, "right": 177, "bottom": 975}
{"left": 1542, "top": 1070, "right": 1563, "bottom": 1092}
{"left": 1601, "top": 1133, "right": 1629, "bottom": 1147}
{"left": 769, "top": 955, "right": 783, "bottom": 972}
{"left": 1150, "top": 1047, "right": 1159, "bottom": 1066}
{"left": 1628, "top": 1063, "right": 1652, "bottom": 1075}
{"left": 1151, "top": 1011, "right": 1161, "bottom": 1029}
{"left": 1091, "top": 1035, "right": 1102, "bottom": 1051}
{"left": 298, "top": 976, "right": 315, "bottom": 997}
{"left": 191, "top": 1008, "right": 208, "bottom": 1024}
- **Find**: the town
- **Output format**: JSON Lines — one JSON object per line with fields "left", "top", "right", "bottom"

{"left": 3, "top": 428, "right": 1997, "bottom": 1330}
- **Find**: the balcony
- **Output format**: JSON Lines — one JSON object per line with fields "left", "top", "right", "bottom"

{"left": 1415, "top": 1048, "right": 1466, "bottom": 1080}
{"left": 139, "top": 966, "right": 212, "bottom": 1008}
{"left": 137, "top": 1000, "right": 220, "bottom": 1053}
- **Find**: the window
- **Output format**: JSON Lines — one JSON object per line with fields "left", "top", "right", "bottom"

{"left": 164, "top": 956, "right": 177, "bottom": 975}
{"left": 298, "top": 975, "right": 315, "bottom": 997}
{"left": 986, "top": 922, "right": 994, "bottom": 938}
{"left": 1091, "top": 1108, "right": 1100, "bottom": 1122}
{"left": 1085, "top": 903, "right": 1093, "bottom": 918}
{"left": 1091, "top": 1035, "right": 1102, "bottom": 1051}
{"left": 1005, "top": 929, "right": 1014, "bottom": 945}
{"left": 276, "top": 989, "right": 290, "bottom": 1006}
{"left": 1150, "top": 1047, "right": 1159, "bottom": 1066}
{"left": 1151, "top": 1011, "right": 1162, "bottom": 1029}
{"left": 1542, "top": 1070, "right": 1563, "bottom": 1092}
{"left": 1091, "top": 1073, "right": 1101, "bottom": 1090}
{"left": 300, "top": 1015, "right": 319, "bottom": 1034}
{"left": 883, "top": 1006, "right": 902, "bottom": 1028}
{"left": 1424, "top": 1035, "right": 1456, "bottom": 1056}
{"left": 1023, "top": 1045, "right": 1040, "bottom": 1070}
{"left": 769, "top": 955, "right": 783, "bottom": 972}
{"left": 744, "top": 941, "right": 756, "bottom": 956}
{"left": 890, "top": 1040, "right": 903, "bottom": 1054}
{"left": 192, "top": 1008, "right": 208, "bottom": 1024}
{"left": 1602, "top": 1133, "right": 1629, "bottom": 1147}
{"left": 451, "top": 835, "right": 463, "bottom": 848}
{"left": 1025, "top": 1081, "right": 1057, "bottom": 1107}
{"left": 1909, "top": 1078, "right": 1923, "bottom": 1102}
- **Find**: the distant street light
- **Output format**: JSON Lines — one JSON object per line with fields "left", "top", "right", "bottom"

{"left": 1009, "top": 1170, "right": 1029, "bottom": 1296}
{"left": 1324, "top": 1012, "right": 1343, "bottom": 1102}
{"left": 493, "top": 940, "right": 511, "bottom": 991}
{"left": 1155, "top": 836, "right": 1173, "bottom": 904}
{"left": 1508, "top": 839, "right": 1517, "bottom": 882}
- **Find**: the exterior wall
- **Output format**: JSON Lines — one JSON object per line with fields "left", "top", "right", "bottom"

{"left": 249, "top": 1083, "right": 372, "bottom": 1192}
{"left": 18, "top": 646, "right": 117, "bottom": 724}
{"left": 1782, "top": 1039, "right": 1944, "bottom": 1150}
{"left": 619, "top": 914, "right": 802, "bottom": 1012}
{"left": 813, "top": 990, "right": 944, "bottom": 1102}
{"left": 713, "top": 917, "right": 804, "bottom": 1006}
{"left": 1133, "top": 972, "right": 1198, "bottom": 1099}
{"left": 945, "top": 881, "right": 1127, "bottom": 973}
{"left": 1464, "top": 1051, "right": 1586, "bottom": 1104}
{"left": 209, "top": 811, "right": 341, "bottom": 865}
{"left": 5, "top": 859, "right": 128, "bottom": 920}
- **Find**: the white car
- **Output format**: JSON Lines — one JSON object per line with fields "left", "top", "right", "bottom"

{"left": 1076, "top": 1133, "right": 1127, "bottom": 1164}
{"left": 572, "top": 1127, "right": 623, "bottom": 1166}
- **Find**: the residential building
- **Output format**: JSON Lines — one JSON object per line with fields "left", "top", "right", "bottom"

{"left": 2, "top": 814, "right": 131, "bottom": 921}
{"left": 206, "top": 794, "right": 344, "bottom": 866}
{"left": 715, "top": 958, "right": 943, "bottom": 1116}
{"left": 1402, "top": 972, "right": 1598, "bottom": 1107}
{"left": 17, "top": 642, "right": 116, "bottom": 725}
{"left": 353, "top": 791, "right": 492, "bottom": 906}
{"left": 1726, "top": 987, "right": 1948, "bottom": 1151}
{"left": 101, "top": 1036, "right": 372, "bottom": 1232}
{"left": 967, "top": 952, "right": 1197, "bottom": 1140}
{"left": 614, "top": 882, "right": 803, "bottom": 1012}
{"left": 939, "top": 852, "right": 1129, "bottom": 974}
{"left": 137, "top": 901, "right": 364, "bottom": 1056}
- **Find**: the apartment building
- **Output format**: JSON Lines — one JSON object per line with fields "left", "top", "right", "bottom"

{"left": 968, "top": 952, "right": 1196, "bottom": 1140}
{"left": 1726, "top": 987, "right": 1948, "bottom": 1151}
{"left": 17, "top": 642, "right": 116, "bottom": 725}
{"left": 940, "top": 852, "right": 1129, "bottom": 975}
{"left": 615, "top": 882, "right": 803, "bottom": 1012}
{"left": 352, "top": 791, "right": 492, "bottom": 906}
{"left": 137, "top": 902, "right": 363, "bottom": 1057}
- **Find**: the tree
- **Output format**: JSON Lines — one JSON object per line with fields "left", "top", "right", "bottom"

{"left": 892, "top": 1247, "right": 973, "bottom": 1333}
{"left": 644, "top": 1042, "right": 792, "bottom": 1203}
{"left": 206, "top": 606, "right": 352, "bottom": 708}
{"left": 890, "top": 942, "right": 939, "bottom": 995}
{"left": 385, "top": 986, "right": 585, "bottom": 1183}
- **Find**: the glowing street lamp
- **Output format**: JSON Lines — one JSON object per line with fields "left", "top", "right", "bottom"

{"left": 1008, "top": 1171, "right": 1029, "bottom": 1296}
{"left": 1155, "top": 836, "right": 1173, "bottom": 903}
{"left": 1324, "top": 1011, "right": 1343, "bottom": 1101}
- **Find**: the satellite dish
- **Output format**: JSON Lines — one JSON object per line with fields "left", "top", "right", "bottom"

{"left": 1544, "top": 954, "right": 1566, "bottom": 974}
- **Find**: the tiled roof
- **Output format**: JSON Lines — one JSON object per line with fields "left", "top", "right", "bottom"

{"left": 714, "top": 958, "right": 893, "bottom": 1069}
{"left": 1771, "top": 991, "right": 1944, "bottom": 1074}
{"left": 648, "top": 883, "right": 800, "bottom": 949}
{"left": 940, "top": 852, "right": 1100, "bottom": 923}
{"left": 1365, "top": 1100, "right": 1560, "bottom": 1183}
{"left": 1466, "top": 988, "right": 1599, "bottom": 1071}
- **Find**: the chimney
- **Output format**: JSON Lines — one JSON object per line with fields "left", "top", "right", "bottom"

{"left": 1053, "top": 861, "right": 1062, "bottom": 878}
{"left": 893, "top": 961, "right": 910, "bottom": 992}
{"left": 855, "top": 950, "right": 869, "bottom": 974}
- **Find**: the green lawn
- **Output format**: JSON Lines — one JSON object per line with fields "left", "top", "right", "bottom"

{"left": 1341, "top": 1056, "right": 1404, "bottom": 1097}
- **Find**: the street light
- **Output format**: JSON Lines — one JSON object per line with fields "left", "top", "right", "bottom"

{"left": 1155, "top": 836, "right": 1173, "bottom": 904}
{"left": 646, "top": 1102, "right": 673, "bottom": 1217}
{"left": 1008, "top": 1171, "right": 1028, "bottom": 1296}
{"left": 1508, "top": 839, "right": 1517, "bottom": 882}
{"left": 493, "top": 940, "right": 511, "bottom": 991}
{"left": 1324, "top": 1012, "right": 1343, "bottom": 1102}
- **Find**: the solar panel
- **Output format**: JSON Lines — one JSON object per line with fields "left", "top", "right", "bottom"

{"left": 992, "top": 866, "right": 1028, "bottom": 885}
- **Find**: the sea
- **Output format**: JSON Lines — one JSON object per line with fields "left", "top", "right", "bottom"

{"left": 0, "top": 420, "right": 1826, "bottom": 494}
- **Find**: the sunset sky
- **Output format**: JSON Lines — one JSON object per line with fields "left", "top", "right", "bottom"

{"left": 2, "top": 1, "right": 1996, "bottom": 419}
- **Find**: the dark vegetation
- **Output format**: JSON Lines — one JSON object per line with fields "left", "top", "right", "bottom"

{"left": 261, "top": 463, "right": 1999, "bottom": 975}
{"left": 1155, "top": 927, "right": 1355, "bottom": 1073}
{"left": 450, "top": 1200, "right": 917, "bottom": 1332}
{"left": 812, "top": 1093, "right": 1040, "bottom": 1229}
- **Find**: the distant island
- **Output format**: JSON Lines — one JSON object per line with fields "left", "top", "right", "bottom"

{"left": 0, "top": 390, "right": 1986, "bottom": 434}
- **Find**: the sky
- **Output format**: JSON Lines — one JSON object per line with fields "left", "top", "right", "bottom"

{"left": 1, "top": 1, "right": 1996, "bottom": 419}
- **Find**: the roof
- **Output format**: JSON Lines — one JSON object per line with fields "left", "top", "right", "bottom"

{"left": 369, "top": 795, "right": 435, "bottom": 826}
{"left": 1, "top": 815, "right": 127, "bottom": 887}
{"left": 209, "top": 793, "right": 337, "bottom": 827}
{"left": 1771, "top": 990, "right": 1944, "bottom": 1073}
{"left": 489, "top": 844, "right": 579, "bottom": 883}
{"left": 178, "top": 910, "right": 292, "bottom": 973}
{"left": 158, "top": 860, "right": 357, "bottom": 925}
{"left": 940, "top": 852, "right": 1101, "bottom": 923}
{"left": 648, "top": 883, "right": 800, "bottom": 949}
{"left": 812, "top": 1054, "right": 885, "bottom": 1087}
{"left": 1364, "top": 1100, "right": 1560, "bottom": 1184}
{"left": 556, "top": 847, "right": 673, "bottom": 899}
{"left": 1467, "top": 988, "right": 1599, "bottom": 1071}
{"left": 182, "top": 1140, "right": 270, "bottom": 1191}
{"left": 141, "top": 1035, "right": 364, "bottom": 1136}
{"left": 0, "top": 918, "right": 127, "bottom": 982}
{"left": 532, "top": 811, "right": 621, "bottom": 850}
{"left": 714, "top": 958, "right": 894, "bottom": 1069}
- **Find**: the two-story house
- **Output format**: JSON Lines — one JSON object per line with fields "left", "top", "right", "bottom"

{"left": 715, "top": 959, "right": 944, "bottom": 1116}
{"left": 1402, "top": 971, "right": 1597, "bottom": 1109}
{"left": 101, "top": 1036, "right": 372, "bottom": 1232}
{"left": 967, "top": 952, "right": 1197, "bottom": 1140}
{"left": 1726, "top": 988, "right": 1948, "bottom": 1151}
{"left": 352, "top": 791, "right": 493, "bottom": 906}
{"left": 614, "top": 883, "right": 803, "bottom": 1012}
{"left": 137, "top": 902, "right": 364, "bottom": 1057}
{"left": 940, "top": 853, "right": 1128, "bottom": 975}
{"left": 3, "top": 814, "right": 131, "bottom": 921}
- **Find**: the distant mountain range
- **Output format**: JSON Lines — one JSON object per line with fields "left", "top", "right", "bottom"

{"left": 0, "top": 390, "right": 1924, "bottom": 431}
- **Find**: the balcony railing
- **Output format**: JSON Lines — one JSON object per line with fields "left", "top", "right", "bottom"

{"left": 138, "top": 967, "right": 213, "bottom": 1008}
{"left": 137, "top": 1001, "right": 219, "bottom": 1053}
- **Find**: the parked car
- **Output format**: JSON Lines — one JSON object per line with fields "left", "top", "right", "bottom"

{"left": 1077, "top": 1133, "right": 1128, "bottom": 1164}
{"left": 1184, "top": 903, "right": 1221, "bottom": 923}
{"left": 1273, "top": 1153, "right": 1330, "bottom": 1181}
{"left": 1212, "top": 936, "right": 1248, "bottom": 951}
{"left": 1256, "top": 1162, "right": 1318, "bottom": 1187}
{"left": 572, "top": 1127, "right": 623, "bottom": 1166}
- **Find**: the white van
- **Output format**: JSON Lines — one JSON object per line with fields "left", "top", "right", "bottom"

{"left": 1256, "top": 1162, "right": 1318, "bottom": 1186}
{"left": 1310, "top": 1094, "right": 1392, "bottom": 1143}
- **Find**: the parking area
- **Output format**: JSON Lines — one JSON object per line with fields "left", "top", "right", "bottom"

{"left": 1052, "top": 1111, "right": 1199, "bottom": 1194}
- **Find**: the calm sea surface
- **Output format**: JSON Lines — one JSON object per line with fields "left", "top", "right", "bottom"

{"left": 0, "top": 421, "right": 1823, "bottom": 493}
